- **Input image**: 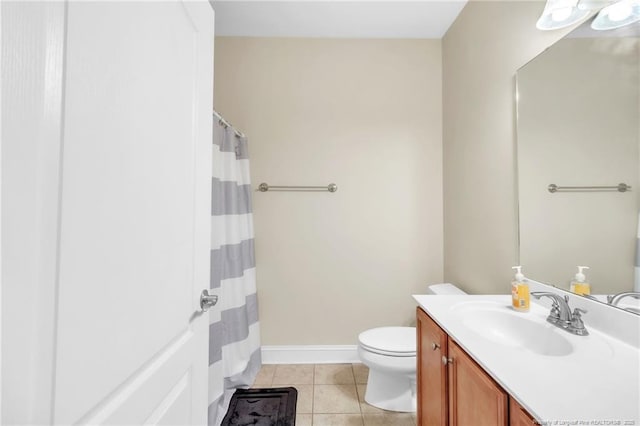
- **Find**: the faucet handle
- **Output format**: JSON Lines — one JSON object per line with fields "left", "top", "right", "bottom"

{"left": 570, "top": 308, "right": 589, "bottom": 335}
{"left": 548, "top": 302, "right": 561, "bottom": 322}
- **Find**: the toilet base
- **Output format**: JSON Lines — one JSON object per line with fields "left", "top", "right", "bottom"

{"left": 364, "top": 369, "right": 416, "bottom": 413}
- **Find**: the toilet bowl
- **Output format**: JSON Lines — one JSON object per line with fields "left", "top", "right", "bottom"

{"left": 357, "top": 283, "right": 465, "bottom": 412}
{"left": 358, "top": 326, "right": 417, "bottom": 412}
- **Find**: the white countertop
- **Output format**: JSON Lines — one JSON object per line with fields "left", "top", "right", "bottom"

{"left": 413, "top": 294, "right": 640, "bottom": 424}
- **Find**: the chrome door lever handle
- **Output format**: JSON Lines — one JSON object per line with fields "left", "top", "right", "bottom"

{"left": 200, "top": 289, "right": 218, "bottom": 312}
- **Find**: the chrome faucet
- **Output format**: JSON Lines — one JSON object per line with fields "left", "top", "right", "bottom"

{"left": 531, "top": 291, "right": 589, "bottom": 336}
{"left": 580, "top": 293, "right": 599, "bottom": 301}
{"left": 607, "top": 291, "right": 640, "bottom": 306}
{"left": 531, "top": 292, "right": 572, "bottom": 324}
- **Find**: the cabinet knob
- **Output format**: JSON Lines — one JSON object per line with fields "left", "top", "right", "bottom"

{"left": 442, "top": 356, "right": 453, "bottom": 365}
{"left": 431, "top": 342, "right": 440, "bottom": 351}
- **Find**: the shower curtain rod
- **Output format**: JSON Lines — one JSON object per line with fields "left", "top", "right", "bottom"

{"left": 213, "top": 110, "right": 245, "bottom": 138}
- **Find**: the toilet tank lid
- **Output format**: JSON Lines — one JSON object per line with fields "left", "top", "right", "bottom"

{"left": 427, "top": 283, "right": 466, "bottom": 295}
{"left": 358, "top": 327, "right": 416, "bottom": 354}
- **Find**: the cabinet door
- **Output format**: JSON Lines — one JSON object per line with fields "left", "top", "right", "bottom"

{"left": 448, "top": 340, "right": 508, "bottom": 426}
{"left": 417, "top": 308, "right": 448, "bottom": 426}
{"left": 509, "top": 398, "right": 537, "bottom": 426}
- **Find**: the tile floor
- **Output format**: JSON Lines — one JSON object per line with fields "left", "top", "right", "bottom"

{"left": 251, "top": 363, "right": 417, "bottom": 426}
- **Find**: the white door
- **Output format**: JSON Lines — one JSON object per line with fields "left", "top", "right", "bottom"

{"left": 1, "top": 1, "right": 215, "bottom": 424}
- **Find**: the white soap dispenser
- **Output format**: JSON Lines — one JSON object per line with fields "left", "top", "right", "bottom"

{"left": 511, "top": 266, "right": 530, "bottom": 312}
{"left": 570, "top": 266, "right": 591, "bottom": 295}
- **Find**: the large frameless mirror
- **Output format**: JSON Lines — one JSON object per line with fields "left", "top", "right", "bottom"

{"left": 516, "top": 17, "right": 640, "bottom": 313}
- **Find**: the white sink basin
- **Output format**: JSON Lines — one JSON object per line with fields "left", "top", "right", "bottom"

{"left": 451, "top": 301, "right": 574, "bottom": 356}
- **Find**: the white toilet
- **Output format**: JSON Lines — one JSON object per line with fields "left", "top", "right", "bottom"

{"left": 357, "top": 283, "right": 466, "bottom": 412}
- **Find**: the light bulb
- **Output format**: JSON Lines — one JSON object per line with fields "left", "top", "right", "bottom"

{"left": 577, "top": 0, "right": 615, "bottom": 10}
{"left": 537, "top": 0, "right": 590, "bottom": 30}
{"left": 552, "top": 6, "right": 574, "bottom": 20}
{"left": 591, "top": 0, "right": 640, "bottom": 29}
{"left": 606, "top": 1, "right": 632, "bottom": 20}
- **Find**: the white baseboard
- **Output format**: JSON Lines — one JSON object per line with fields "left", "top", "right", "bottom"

{"left": 261, "top": 345, "right": 360, "bottom": 364}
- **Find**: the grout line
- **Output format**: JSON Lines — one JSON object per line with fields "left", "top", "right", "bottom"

{"left": 269, "top": 364, "right": 275, "bottom": 386}
{"left": 353, "top": 364, "right": 364, "bottom": 417}
{"left": 311, "top": 364, "right": 315, "bottom": 421}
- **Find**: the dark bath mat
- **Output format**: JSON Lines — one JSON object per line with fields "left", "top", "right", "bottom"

{"left": 221, "top": 387, "right": 297, "bottom": 426}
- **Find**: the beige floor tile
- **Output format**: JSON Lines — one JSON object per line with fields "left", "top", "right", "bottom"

{"left": 362, "top": 413, "right": 415, "bottom": 426}
{"left": 352, "top": 363, "right": 369, "bottom": 384}
{"left": 314, "top": 384, "right": 361, "bottom": 414}
{"left": 313, "top": 414, "right": 365, "bottom": 426}
{"left": 315, "top": 364, "right": 356, "bottom": 385}
{"left": 296, "top": 384, "right": 314, "bottom": 414}
{"left": 251, "top": 364, "right": 276, "bottom": 386}
{"left": 355, "top": 384, "right": 385, "bottom": 414}
{"left": 272, "top": 364, "right": 314, "bottom": 385}
{"left": 275, "top": 384, "right": 313, "bottom": 414}
{"left": 296, "top": 414, "right": 313, "bottom": 426}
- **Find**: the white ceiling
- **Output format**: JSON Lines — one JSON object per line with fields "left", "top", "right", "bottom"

{"left": 210, "top": 1, "right": 468, "bottom": 39}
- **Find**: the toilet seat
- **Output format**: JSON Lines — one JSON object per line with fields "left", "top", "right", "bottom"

{"left": 358, "top": 327, "right": 416, "bottom": 357}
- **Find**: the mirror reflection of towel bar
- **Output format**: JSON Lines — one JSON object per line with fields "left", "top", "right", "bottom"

{"left": 548, "top": 183, "right": 631, "bottom": 193}
{"left": 258, "top": 183, "right": 338, "bottom": 193}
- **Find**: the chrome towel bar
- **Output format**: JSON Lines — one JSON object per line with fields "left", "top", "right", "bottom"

{"left": 258, "top": 183, "right": 338, "bottom": 193}
{"left": 548, "top": 183, "right": 631, "bottom": 193}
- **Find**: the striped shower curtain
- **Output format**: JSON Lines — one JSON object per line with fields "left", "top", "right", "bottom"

{"left": 208, "top": 117, "right": 261, "bottom": 424}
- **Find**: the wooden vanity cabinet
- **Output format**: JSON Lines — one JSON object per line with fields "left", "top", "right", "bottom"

{"left": 417, "top": 307, "right": 531, "bottom": 426}
{"left": 509, "top": 399, "right": 537, "bottom": 426}
{"left": 417, "top": 307, "right": 448, "bottom": 426}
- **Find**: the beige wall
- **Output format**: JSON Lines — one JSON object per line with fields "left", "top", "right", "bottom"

{"left": 442, "top": 1, "right": 577, "bottom": 294}
{"left": 214, "top": 38, "right": 443, "bottom": 345}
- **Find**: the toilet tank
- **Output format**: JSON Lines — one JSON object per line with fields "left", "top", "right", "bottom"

{"left": 426, "top": 283, "right": 466, "bottom": 295}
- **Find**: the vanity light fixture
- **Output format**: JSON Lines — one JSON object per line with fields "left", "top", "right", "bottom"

{"left": 538, "top": 0, "right": 640, "bottom": 30}
{"left": 591, "top": 0, "right": 640, "bottom": 30}
{"left": 536, "top": 0, "right": 591, "bottom": 30}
